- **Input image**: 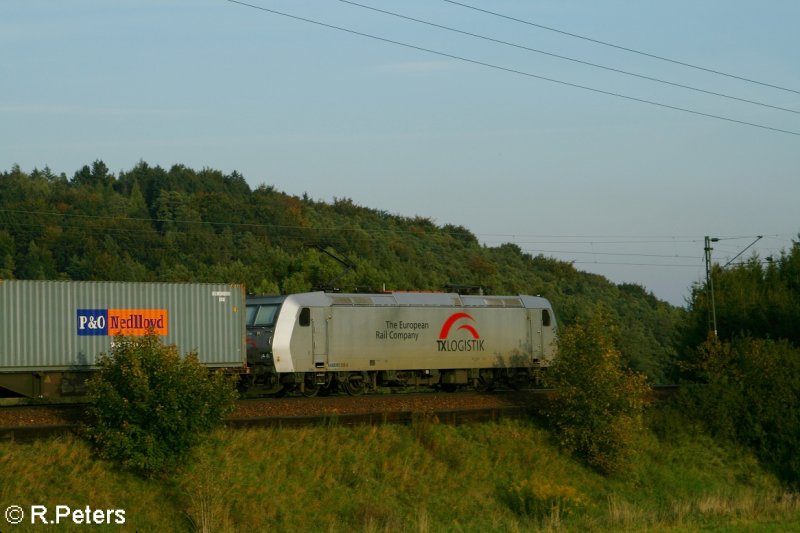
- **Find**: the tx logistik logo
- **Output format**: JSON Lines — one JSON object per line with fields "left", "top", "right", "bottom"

{"left": 436, "top": 312, "right": 485, "bottom": 352}
{"left": 77, "top": 309, "right": 169, "bottom": 337}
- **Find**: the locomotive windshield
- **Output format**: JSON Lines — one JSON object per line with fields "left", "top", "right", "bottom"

{"left": 246, "top": 303, "right": 280, "bottom": 327}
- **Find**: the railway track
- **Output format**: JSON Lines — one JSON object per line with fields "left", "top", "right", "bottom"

{"left": 0, "top": 390, "right": 551, "bottom": 441}
{"left": 0, "top": 386, "right": 679, "bottom": 442}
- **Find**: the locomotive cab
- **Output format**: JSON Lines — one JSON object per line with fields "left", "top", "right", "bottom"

{"left": 245, "top": 295, "right": 286, "bottom": 393}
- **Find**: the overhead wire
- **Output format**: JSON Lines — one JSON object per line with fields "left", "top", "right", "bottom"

{"left": 6, "top": 208, "right": 790, "bottom": 272}
{"left": 516, "top": 249, "right": 700, "bottom": 260}
{"left": 223, "top": 0, "right": 800, "bottom": 137}
{"left": 0, "top": 222, "right": 707, "bottom": 269}
{"left": 441, "top": 0, "right": 800, "bottom": 96}
{"left": 0, "top": 207, "right": 745, "bottom": 247}
{"left": 570, "top": 261, "right": 703, "bottom": 268}
{"left": 479, "top": 236, "right": 704, "bottom": 244}
{"left": 337, "top": 0, "right": 800, "bottom": 115}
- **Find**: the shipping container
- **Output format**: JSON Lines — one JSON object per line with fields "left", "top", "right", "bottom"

{"left": 0, "top": 280, "right": 246, "bottom": 397}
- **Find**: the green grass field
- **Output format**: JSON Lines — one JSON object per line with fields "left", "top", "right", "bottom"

{"left": 1, "top": 412, "right": 797, "bottom": 532}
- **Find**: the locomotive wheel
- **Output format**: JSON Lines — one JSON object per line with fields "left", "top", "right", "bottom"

{"left": 300, "top": 374, "right": 320, "bottom": 397}
{"left": 473, "top": 376, "right": 494, "bottom": 393}
{"left": 343, "top": 375, "right": 366, "bottom": 396}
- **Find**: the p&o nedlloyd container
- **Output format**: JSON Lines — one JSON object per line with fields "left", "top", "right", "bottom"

{"left": 0, "top": 280, "right": 246, "bottom": 397}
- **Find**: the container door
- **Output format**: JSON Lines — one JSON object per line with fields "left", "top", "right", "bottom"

{"left": 311, "top": 308, "right": 328, "bottom": 368}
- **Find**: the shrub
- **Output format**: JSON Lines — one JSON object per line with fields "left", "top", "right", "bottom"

{"left": 501, "top": 478, "right": 584, "bottom": 525}
{"left": 543, "top": 310, "right": 651, "bottom": 474}
{"left": 679, "top": 335, "right": 800, "bottom": 487}
{"left": 83, "top": 333, "right": 238, "bottom": 476}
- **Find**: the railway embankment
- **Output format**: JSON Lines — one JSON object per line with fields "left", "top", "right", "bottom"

{"left": 0, "top": 405, "right": 797, "bottom": 531}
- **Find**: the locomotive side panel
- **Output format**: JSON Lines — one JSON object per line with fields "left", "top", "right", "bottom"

{"left": 271, "top": 292, "right": 557, "bottom": 376}
{"left": 326, "top": 305, "right": 534, "bottom": 371}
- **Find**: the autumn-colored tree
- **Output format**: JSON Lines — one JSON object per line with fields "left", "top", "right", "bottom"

{"left": 543, "top": 310, "right": 651, "bottom": 474}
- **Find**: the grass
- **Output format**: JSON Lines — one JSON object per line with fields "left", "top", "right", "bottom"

{"left": 0, "top": 410, "right": 798, "bottom": 532}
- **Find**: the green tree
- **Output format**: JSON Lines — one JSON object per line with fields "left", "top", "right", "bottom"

{"left": 0, "top": 230, "right": 15, "bottom": 278}
{"left": 681, "top": 239, "right": 800, "bottom": 349}
{"left": 71, "top": 159, "right": 114, "bottom": 189}
{"left": 17, "top": 240, "right": 58, "bottom": 279}
{"left": 83, "top": 333, "right": 238, "bottom": 477}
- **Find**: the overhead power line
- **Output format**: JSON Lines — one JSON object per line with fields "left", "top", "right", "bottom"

{"left": 223, "top": 1, "right": 800, "bottom": 137}
{"left": 520, "top": 249, "right": 700, "bottom": 260}
{"left": 442, "top": 0, "right": 800, "bottom": 96}
{"left": 5, "top": 208, "right": 787, "bottom": 272}
{"left": 338, "top": 0, "right": 800, "bottom": 115}
{"left": 571, "top": 261, "right": 702, "bottom": 268}
{"left": 0, "top": 208, "right": 728, "bottom": 246}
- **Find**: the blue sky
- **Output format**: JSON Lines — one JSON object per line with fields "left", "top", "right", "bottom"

{"left": 2, "top": 0, "right": 798, "bottom": 306}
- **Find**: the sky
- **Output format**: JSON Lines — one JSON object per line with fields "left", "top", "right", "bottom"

{"left": 2, "top": 0, "right": 798, "bottom": 306}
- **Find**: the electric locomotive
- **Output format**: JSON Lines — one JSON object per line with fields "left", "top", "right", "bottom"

{"left": 246, "top": 291, "right": 557, "bottom": 396}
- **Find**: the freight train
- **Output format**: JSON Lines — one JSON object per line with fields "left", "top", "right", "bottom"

{"left": 0, "top": 280, "right": 557, "bottom": 398}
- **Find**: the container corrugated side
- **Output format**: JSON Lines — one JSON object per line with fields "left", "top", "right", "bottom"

{"left": 0, "top": 280, "right": 245, "bottom": 371}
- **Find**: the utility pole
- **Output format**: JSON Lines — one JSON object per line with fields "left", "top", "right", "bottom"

{"left": 704, "top": 235, "right": 763, "bottom": 338}
{"left": 704, "top": 236, "right": 718, "bottom": 337}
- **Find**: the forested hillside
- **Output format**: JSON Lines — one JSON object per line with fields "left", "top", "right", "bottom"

{"left": 1, "top": 161, "right": 682, "bottom": 381}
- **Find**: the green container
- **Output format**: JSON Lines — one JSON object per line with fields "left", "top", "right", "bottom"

{"left": 0, "top": 280, "right": 245, "bottom": 371}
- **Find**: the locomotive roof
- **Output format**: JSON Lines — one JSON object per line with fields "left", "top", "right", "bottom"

{"left": 284, "top": 291, "right": 552, "bottom": 309}
{"left": 246, "top": 294, "right": 286, "bottom": 305}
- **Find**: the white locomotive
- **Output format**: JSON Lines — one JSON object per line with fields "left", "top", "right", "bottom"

{"left": 246, "top": 291, "right": 557, "bottom": 396}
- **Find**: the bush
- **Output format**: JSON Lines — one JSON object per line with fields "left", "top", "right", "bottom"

{"left": 543, "top": 310, "right": 651, "bottom": 474}
{"left": 501, "top": 477, "right": 585, "bottom": 525}
{"left": 679, "top": 335, "right": 800, "bottom": 487}
{"left": 83, "top": 333, "right": 238, "bottom": 477}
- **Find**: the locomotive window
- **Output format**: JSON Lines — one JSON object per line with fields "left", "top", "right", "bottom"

{"left": 542, "top": 309, "right": 551, "bottom": 327}
{"left": 246, "top": 304, "right": 280, "bottom": 327}
{"left": 254, "top": 305, "right": 279, "bottom": 327}
{"left": 299, "top": 307, "right": 311, "bottom": 327}
{"left": 245, "top": 305, "right": 258, "bottom": 326}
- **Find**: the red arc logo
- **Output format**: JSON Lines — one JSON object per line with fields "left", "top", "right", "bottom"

{"left": 438, "top": 312, "right": 480, "bottom": 340}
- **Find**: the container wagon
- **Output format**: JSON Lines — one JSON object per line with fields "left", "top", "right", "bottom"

{"left": 0, "top": 280, "right": 246, "bottom": 398}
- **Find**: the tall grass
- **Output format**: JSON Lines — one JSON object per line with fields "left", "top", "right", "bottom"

{"left": 0, "top": 411, "right": 798, "bottom": 532}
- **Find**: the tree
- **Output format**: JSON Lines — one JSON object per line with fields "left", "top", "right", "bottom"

{"left": 0, "top": 230, "right": 15, "bottom": 278}
{"left": 543, "top": 310, "right": 651, "bottom": 474}
{"left": 71, "top": 159, "right": 114, "bottom": 189}
{"left": 83, "top": 333, "right": 238, "bottom": 477}
{"left": 681, "top": 240, "right": 800, "bottom": 349}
